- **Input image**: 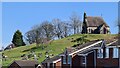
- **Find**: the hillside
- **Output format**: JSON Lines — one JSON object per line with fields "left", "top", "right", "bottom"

{"left": 2, "top": 34, "right": 117, "bottom": 67}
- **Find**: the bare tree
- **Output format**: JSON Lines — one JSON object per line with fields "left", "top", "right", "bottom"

{"left": 70, "top": 12, "right": 82, "bottom": 34}
{"left": 52, "top": 19, "right": 64, "bottom": 39}
{"left": 25, "top": 29, "right": 36, "bottom": 44}
{"left": 25, "top": 24, "right": 44, "bottom": 47}
{"left": 61, "top": 21, "right": 71, "bottom": 37}
{"left": 41, "top": 21, "right": 55, "bottom": 40}
{"left": 24, "top": 12, "right": 82, "bottom": 47}
{"left": 52, "top": 19, "right": 72, "bottom": 39}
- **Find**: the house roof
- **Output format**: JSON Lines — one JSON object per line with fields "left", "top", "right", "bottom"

{"left": 42, "top": 39, "right": 118, "bottom": 64}
{"left": 11, "top": 60, "right": 38, "bottom": 66}
{"left": 42, "top": 54, "right": 61, "bottom": 63}
{"left": 86, "top": 16, "right": 109, "bottom": 27}
{"left": 107, "top": 40, "right": 120, "bottom": 47}
{"left": 4, "top": 43, "right": 16, "bottom": 50}
{"left": 42, "top": 40, "right": 102, "bottom": 63}
{"left": 77, "top": 48, "right": 94, "bottom": 56}
{"left": 75, "top": 40, "right": 101, "bottom": 50}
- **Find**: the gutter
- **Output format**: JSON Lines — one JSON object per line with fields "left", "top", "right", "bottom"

{"left": 52, "top": 40, "right": 102, "bottom": 64}
{"left": 69, "top": 40, "right": 102, "bottom": 55}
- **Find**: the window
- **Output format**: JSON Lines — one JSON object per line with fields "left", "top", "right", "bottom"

{"left": 82, "top": 57, "right": 86, "bottom": 64}
{"left": 67, "top": 56, "right": 71, "bottom": 64}
{"left": 63, "top": 56, "right": 66, "bottom": 64}
{"left": 105, "top": 48, "right": 109, "bottom": 58}
{"left": 89, "top": 29, "right": 91, "bottom": 33}
{"left": 97, "top": 49, "right": 103, "bottom": 58}
{"left": 63, "top": 56, "right": 71, "bottom": 64}
{"left": 113, "top": 48, "right": 119, "bottom": 58}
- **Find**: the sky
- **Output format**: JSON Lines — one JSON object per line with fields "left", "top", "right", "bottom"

{"left": 0, "top": 2, "right": 2, "bottom": 49}
{"left": 2, "top": 2, "right": 118, "bottom": 48}
{"left": 1, "top": 0, "right": 119, "bottom": 2}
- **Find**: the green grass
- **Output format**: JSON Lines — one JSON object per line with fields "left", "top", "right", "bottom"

{"left": 2, "top": 34, "right": 117, "bottom": 67}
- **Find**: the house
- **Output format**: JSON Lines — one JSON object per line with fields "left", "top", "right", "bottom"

{"left": 4, "top": 43, "right": 16, "bottom": 50}
{"left": 41, "top": 39, "right": 120, "bottom": 68}
{"left": 82, "top": 12, "right": 110, "bottom": 34}
{"left": 8, "top": 60, "right": 38, "bottom": 68}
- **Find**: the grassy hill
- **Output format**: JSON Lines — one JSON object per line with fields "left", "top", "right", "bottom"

{"left": 2, "top": 34, "right": 117, "bottom": 67}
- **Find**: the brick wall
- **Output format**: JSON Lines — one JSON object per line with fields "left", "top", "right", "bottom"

{"left": 96, "top": 48, "right": 119, "bottom": 68}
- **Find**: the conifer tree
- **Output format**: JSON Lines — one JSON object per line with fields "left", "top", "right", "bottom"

{"left": 12, "top": 30, "right": 25, "bottom": 47}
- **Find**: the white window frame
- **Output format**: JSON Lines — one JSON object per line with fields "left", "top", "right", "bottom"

{"left": 67, "top": 56, "right": 71, "bottom": 64}
{"left": 113, "top": 47, "right": 119, "bottom": 58}
{"left": 97, "top": 49, "right": 103, "bottom": 58}
{"left": 63, "top": 56, "right": 66, "bottom": 64}
{"left": 82, "top": 56, "right": 86, "bottom": 64}
{"left": 63, "top": 55, "right": 72, "bottom": 64}
{"left": 105, "top": 48, "right": 109, "bottom": 58}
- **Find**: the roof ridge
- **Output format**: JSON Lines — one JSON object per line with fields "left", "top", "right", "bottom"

{"left": 87, "top": 16, "right": 102, "bottom": 18}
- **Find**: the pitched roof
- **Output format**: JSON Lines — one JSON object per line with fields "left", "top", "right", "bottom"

{"left": 42, "top": 39, "right": 118, "bottom": 64}
{"left": 77, "top": 48, "right": 93, "bottom": 55}
{"left": 107, "top": 40, "right": 120, "bottom": 47}
{"left": 42, "top": 55, "right": 61, "bottom": 63}
{"left": 86, "top": 16, "right": 109, "bottom": 27}
{"left": 4, "top": 43, "right": 16, "bottom": 50}
{"left": 42, "top": 40, "right": 102, "bottom": 63}
{"left": 75, "top": 40, "right": 101, "bottom": 50}
{"left": 11, "top": 60, "right": 38, "bottom": 66}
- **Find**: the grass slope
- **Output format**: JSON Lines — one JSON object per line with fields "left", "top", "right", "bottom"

{"left": 2, "top": 34, "right": 117, "bottom": 67}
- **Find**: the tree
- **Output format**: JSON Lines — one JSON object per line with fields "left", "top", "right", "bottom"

{"left": 25, "top": 21, "right": 54, "bottom": 47}
{"left": 52, "top": 19, "right": 64, "bottom": 39}
{"left": 61, "top": 21, "right": 70, "bottom": 38}
{"left": 52, "top": 19, "right": 71, "bottom": 39}
{"left": 12, "top": 30, "right": 25, "bottom": 47}
{"left": 70, "top": 12, "right": 82, "bottom": 34}
{"left": 24, "top": 29, "right": 36, "bottom": 44}
{"left": 25, "top": 25, "right": 44, "bottom": 47}
{"left": 41, "top": 21, "right": 54, "bottom": 40}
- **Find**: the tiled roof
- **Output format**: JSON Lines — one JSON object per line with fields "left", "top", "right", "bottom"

{"left": 107, "top": 40, "right": 120, "bottom": 46}
{"left": 75, "top": 40, "right": 101, "bottom": 50}
{"left": 42, "top": 54, "right": 61, "bottom": 63}
{"left": 42, "top": 39, "right": 119, "bottom": 63}
{"left": 86, "top": 16, "right": 109, "bottom": 27}
{"left": 77, "top": 48, "right": 93, "bottom": 55}
{"left": 42, "top": 40, "right": 102, "bottom": 63}
{"left": 12, "top": 60, "right": 38, "bottom": 66}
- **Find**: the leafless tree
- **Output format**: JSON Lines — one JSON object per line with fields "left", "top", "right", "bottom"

{"left": 25, "top": 29, "right": 36, "bottom": 44}
{"left": 52, "top": 19, "right": 72, "bottom": 39}
{"left": 41, "top": 21, "right": 55, "bottom": 40}
{"left": 24, "top": 12, "right": 82, "bottom": 47}
{"left": 52, "top": 19, "right": 64, "bottom": 39}
{"left": 61, "top": 21, "right": 71, "bottom": 37}
{"left": 70, "top": 12, "right": 82, "bottom": 34}
{"left": 25, "top": 24, "right": 44, "bottom": 47}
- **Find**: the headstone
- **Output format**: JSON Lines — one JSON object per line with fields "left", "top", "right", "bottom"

{"left": 38, "top": 53, "right": 42, "bottom": 58}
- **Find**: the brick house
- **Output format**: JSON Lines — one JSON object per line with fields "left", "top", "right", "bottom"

{"left": 41, "top": 39, "right": 120, "bottom": 68}
{"left": 82, "top": 12, "right": 110, "bottom": 34}
{"left": 8, "top": 60, "right": 38, "bottom": 68}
